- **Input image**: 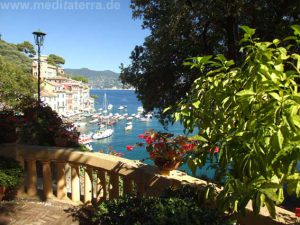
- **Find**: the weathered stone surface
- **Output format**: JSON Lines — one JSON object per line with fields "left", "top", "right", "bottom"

{"left": 0, "top": 198, "right": 83, "bottom": 225}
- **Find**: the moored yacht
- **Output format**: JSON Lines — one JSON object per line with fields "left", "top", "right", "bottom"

{"left": 93, "top": 128, "right": 114, "bottom": 140}
{"left": 125, "top": 122, "right": 133, "bottom": 131}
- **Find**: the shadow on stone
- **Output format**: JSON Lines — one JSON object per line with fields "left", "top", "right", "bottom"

{"left": 64, "top": 204, "right": 95, "bottom": 225}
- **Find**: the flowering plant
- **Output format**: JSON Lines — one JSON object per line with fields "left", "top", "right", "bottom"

{"left": 54, "top": 125, "right": 79, "bottom": 146}
{"left": 127, "top": 130, "right": 197, "bottom": 164}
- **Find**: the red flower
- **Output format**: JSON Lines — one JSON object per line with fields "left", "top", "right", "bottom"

{"left": 154, "top": 142, "right": 164, "bottom": 149}
{"left": 296, "top": 208, "right": 300, "bottom": 217}
{"left": 138, "top": 134, "right": 144, "bottom": 139}
{"left": 214, "top": 146, "right": 219, "bottom": 153}
{"left": 182, "top": 144, "right": 195, "bottom": 152}
{"left": 126, "top": 145, "right": 134, "bottom": 151}
{"left": 117, "top": 153, "right": 121, "bottom": 157}
{"left": 145, "top": 136, "right": 153, "bottom": 144}
{"left": 149, "top": 152, "right": 156, "bottom": 159}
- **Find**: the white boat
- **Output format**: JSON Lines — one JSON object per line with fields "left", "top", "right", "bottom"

{"left": 89, "top": 118, "right": 99, "bottom": 124}
{"left": 119, "top": 115, "right": 125, "bottom": 120}
{"left": 93, "top": 129, "right": 114, "bottom": 140}
{"left": 108, "top": 104, "right": 113, "bottom": 110}
{"left": 140, "top": 113, "right": 153, "bottom": 122}
{"left": 92, "top": 114, "right": 99, "bottom": 118}
{"left": 99, "top": 108, "right": 103, "bottom": 111}
{"left": 73, "top": 121, "right": 87, "bottom": 128}
{"left": 127, "top": 116, "right": 133, "bottom": 121}
{"left": 79, "top": 133, "right": 93, "bottom": 144}
{"left": 93, "top": 93, "right": 114, "bottom": 140}
{"left": 99, "top": 124, "right": 105, "bottom": 129}
{"left": 137, "top": 106, "right": 144, "bottom": 113}
{"left": 118, "top": 106, "right": 125, "bottom": 110}
{"left": 125, "top": 122, "right": 133, "bottom": 131}
{"left": 131, "top": 114, "right": 136, "bottom": 117}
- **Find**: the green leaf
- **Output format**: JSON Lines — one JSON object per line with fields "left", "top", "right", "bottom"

{"left": 273, "top": 39, "right": 280, "bottom": 45}
{"left": 291, "top": 54, "right": 300, "bottom": 71}
{"left": 192, "top": 135, "right": 208, "bottom": 142}
{"left": 240, "top": 26, "right": 256, "bottom": 36}
{"left": 236, "top": 90, "right": 255, "bottom": 96}
{"left": 269, "top": 92, "right": 281, "bottom": 101}
{"left": 163, "top": 106, "right": 172, "bottom": 113}
{"left": 252, "top": 192, "right": 261, "bottom": 215}
{"left": 265, "top": 198, "right": 276, "bottom": 218}
{"left": 271, "top": 130, "right": 284, "bottom": 151}
{"left": 291, "top": 25, "right": 300, "bottom": 36}
{"left": 192, "top": 100, "right": 201, "bottom": 109}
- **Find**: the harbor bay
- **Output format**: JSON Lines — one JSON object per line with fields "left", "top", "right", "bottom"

{"left": 78, "top": 89, "right": 215, "bottom": 178}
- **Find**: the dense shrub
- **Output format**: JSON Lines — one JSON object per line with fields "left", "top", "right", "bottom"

{"left": 18, "top": 100, "right": 79, "bottom": 147}
{"left": 0, "top": 110, "right": 19, "bottom": 143}
{"left": 92, "top": 194, "right": 233, "bottom": 225}
{"left": 0, "top": 156, "right": 23, "bottom": 188}
{"left": 175, "top": 25, "right": 300, "bottom": 216}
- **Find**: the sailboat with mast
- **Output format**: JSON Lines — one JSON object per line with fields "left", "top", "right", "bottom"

{"left": 93, "top": 93, "right": 114, "bottom": 140}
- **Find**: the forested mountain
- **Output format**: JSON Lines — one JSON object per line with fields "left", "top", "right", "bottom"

{"left": 65, "top": 68, "right": 124, "bottom": 89}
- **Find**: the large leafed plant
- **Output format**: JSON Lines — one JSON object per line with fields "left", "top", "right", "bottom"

{"left": 174, "top": 25, "right": 300, "bottom": 216}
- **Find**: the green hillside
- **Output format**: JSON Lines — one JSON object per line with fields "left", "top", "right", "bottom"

{"left": 0, "top": 40, "right": 36, "bottom": 107}
{"left": 65, "top": 68, "right": 124, "bottom": 89}
{"left": 0, "top": 40, "right": 32, "bottom": 73}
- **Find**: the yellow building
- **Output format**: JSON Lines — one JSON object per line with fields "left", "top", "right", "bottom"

{"left": 32, "top": 55, "right": 64, "bottom": 79}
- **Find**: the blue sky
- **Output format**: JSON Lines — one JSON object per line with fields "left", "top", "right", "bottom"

{"left": 0, "top": 0, "right": 149, "bottom": 72}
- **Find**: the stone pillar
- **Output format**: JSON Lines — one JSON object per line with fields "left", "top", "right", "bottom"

{"left": 27, "top": 159, "right": 37, "bottom": 196}
{"left": 71, "top": 164, "right": 80, "bottom": 202}
{"left": 84, "top": 167, "right": 93, "bottom": 203}
{"left": 56, "top": 162, "right": 67, "bottom": 200}
{"left": 123, "top": 176, "right": 132, "bottom": 196}
{"left": 42, "top": 161, "right": 53, "bottom": 198}
{"left": 16, "top": 155, "right": 25, "bottom": 196}
{"left": 136, "top": 179, "right": 145, "bottom": 196}
{"left": 97, "top": 170, "right": 106, "bottom": 202}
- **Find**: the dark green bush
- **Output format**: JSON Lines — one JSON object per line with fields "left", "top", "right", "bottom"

{"left": 0, "top": 156, "right": 23, "bottom": 188}
{"left": 0, "top": 110, "right": 19, "bottom": 143}
{"left": 92, "top": 194, "right": 234, "bottom": 225}
{"left": 18, "top": 100, "right": 79, "bottom": 147}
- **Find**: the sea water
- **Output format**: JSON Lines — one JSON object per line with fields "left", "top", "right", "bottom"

{"left": 80, "top": 89, "right": 215, "bottom": 178}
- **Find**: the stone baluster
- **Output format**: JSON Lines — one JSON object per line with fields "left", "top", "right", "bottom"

{"left": 42, "top": 161, "right": 53, "bottom": 198}
{"left": 136, "top": 180, "right": 145, "bottom": 196}
{"left": 56, "top": 162, "right": 67, "bottom": 200}
{"left": 84, "top": 167, "right": 93, "bottom": 203}
{"left": 97, "top": 170, "right": 106, "bottom": 201}
{"left": 27, "top": 159, "right": 37, "bottom": 196}
{"left": 123, "top": 176, "right": 132, "bottom": 196}
{"left": 16, "top": 155, "right": 25, "bottom": 195}
{"left": 109, "top": 173, "right": 119, "bottom": 199}
{"left": 71, "top": 164, "right": 80, "bottom": 202}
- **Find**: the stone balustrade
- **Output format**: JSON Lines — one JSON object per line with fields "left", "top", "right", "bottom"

{"left": 0, "top": 143, "right": 298, "bottom": 225}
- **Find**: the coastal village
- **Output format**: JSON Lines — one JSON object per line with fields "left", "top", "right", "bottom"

{"left": 0, "top": 1, "right": 300, "bottom": 225}
{"left": 32, "top": 55, "right": 95, "bottom": 117}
